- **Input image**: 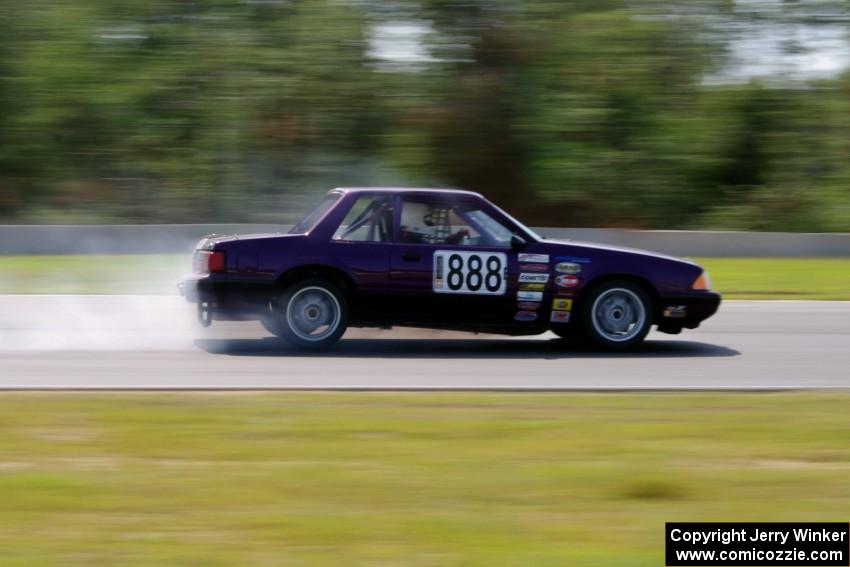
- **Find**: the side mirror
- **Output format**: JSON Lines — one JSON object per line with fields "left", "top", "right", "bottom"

{"left": 510, "top": 234, "right": 527, "bottom": 250}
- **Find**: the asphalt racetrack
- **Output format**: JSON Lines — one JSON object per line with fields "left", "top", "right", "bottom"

{"left": 0, "top": 296, "right": 848, "bottom": 389}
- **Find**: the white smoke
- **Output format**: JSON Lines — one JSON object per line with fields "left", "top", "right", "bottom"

{"left": 0, "top": 247, "right": 216, "bottom": 351}
{"left": 0, "top": 294, "right": 201, "bottom": 351}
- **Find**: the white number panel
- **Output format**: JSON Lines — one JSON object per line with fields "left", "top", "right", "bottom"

{"left": 433, "top": 250, "right": 507, "bottom": 295}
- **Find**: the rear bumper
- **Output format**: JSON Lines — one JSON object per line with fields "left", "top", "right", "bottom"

{"left": 180, "top": 274, "right": 275, "bottom": 321}
{"left": 655, "top": 291, "right": 721, "bottom": 331}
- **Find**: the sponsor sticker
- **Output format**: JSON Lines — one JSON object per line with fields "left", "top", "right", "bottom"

{"left": 514, "top": 311, "right": 538, "bottom": 322}
{"left": 550, "top": 310, "right": 571, "bottom": 323}
{"left": 555, "top": 290, "right": 575, "bottom": 298}
{"left": 519, "top": 283, "right": 545, "bottom": 291}
{"left": 517, "top": 290, "right": 543, "bottom": 301}
{"left": 434, "top": 256, "right": 444, "bottom": 289}
{"left": 519, "top": 263, "right": 548, "bottom": 272}
{"left": 552, "top": 298, "right": 573, "bottom": 311}
{"left": 554, "top": 274, "right": 580, "bottom": 288}
{"left": 518, "top": 272, "right": 549, "bottom": 284}
{"left": 663, "top": 305, "right": 687, "bottom": 318}
{"left": 518, "top": 253, "right": 549, "bottom": 264}
{"left": 517, "top": 301, "right": 541, "bottom": 310}
{"left": 554, "top": 262, "right": 582, "bottom": 274}
{"left": 555, "top": 256, "right": 591, "bottom": 264}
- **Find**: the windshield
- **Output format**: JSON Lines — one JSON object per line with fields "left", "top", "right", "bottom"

{"left": 464, "top": 209, "right": 514, "bottom": 246}
{"left": 486, "top": 201, "right": 541, "bottom": 242}
{"left": 289, "top": 193, "right": 340, "bottom": 234}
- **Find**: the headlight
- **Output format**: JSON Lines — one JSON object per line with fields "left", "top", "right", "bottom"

{"left": 692, "top": 271, "right": 711, "bottom": 291}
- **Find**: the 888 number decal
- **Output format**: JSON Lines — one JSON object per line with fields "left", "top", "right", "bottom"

{"left": 433, "top": 251, "right": 507, "bottom": 295}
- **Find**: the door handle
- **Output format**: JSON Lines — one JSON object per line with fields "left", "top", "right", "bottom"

{"left": 401, "top": 252, "right": 421, "bottom": 262}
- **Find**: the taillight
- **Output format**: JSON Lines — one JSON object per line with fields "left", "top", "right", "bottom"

{"left": 692, "top": 271, "right": 711, "bottom": 290}
{"left": 195, "top": 250, "right": 226, "bottom": 273}
{"left": 208, "top": 251, "right": 226, "bottom": 272}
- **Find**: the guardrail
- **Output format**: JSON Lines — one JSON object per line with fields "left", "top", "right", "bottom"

{"left": 1, "top": 224, "right": 849, "bottom": 257}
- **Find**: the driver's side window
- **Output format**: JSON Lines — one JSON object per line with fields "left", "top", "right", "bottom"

{"left": 399, "top": 198, "right": 480, "bottom": 246}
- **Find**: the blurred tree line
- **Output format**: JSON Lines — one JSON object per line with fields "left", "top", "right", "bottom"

{"left": 0, "top": 0, "right": 849, "bottom": 230}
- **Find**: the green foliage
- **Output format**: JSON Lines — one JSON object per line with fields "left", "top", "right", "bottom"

{"left": 0, "top": 0, "right": 849, "bottom": 229}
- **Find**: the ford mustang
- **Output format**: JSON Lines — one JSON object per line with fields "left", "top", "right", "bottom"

{"left": 180, "top": 188, "right": 720, "bottom": 350}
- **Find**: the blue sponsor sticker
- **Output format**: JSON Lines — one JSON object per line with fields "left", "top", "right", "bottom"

{"left": 514, "top": 310, "right": 538, "bottom": 322}
{"left": 554, "top": 256, "right": 591, "bottom": 264}
{"left": 517, "top": 290, "right": 544, "bottom": 301}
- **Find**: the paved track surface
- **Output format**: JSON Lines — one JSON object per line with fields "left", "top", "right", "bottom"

{"left": 0, "top": 296, "right": 848, "bottom": 389}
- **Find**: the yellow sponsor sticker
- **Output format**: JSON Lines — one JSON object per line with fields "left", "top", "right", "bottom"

{"left": 519, "top": 283, "right": 545, "bottom": 291}
{"left": 552, "top": 298, "right": 572, "bottom": 311}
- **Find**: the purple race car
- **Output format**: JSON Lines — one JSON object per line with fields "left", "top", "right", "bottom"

{"left": 180, "top": 188, "right": 720, "bottom": 350}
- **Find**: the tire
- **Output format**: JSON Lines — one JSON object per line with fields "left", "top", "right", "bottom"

{"left": 273, "top": 278, "right": 348, "bottom": 350}
{"left": 551, "top": 325, "right": 578, "bottom": 341}
{"left": 260, "top": 316, "right": 282, "bottom": 337}
{"left": 580, "top": 280, "right": 652, "bottom": 351}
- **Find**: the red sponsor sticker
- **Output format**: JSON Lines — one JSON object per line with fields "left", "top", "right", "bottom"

{"left": 519, "top": 263, "right": 548, "bottom": 272}
{"left": 555, "top": 274, "right": 580, "bottom": 288}
{"left": 517, "top": 301, "right": 541, "bottom": 310}
{"left": 550, "top": 310, "right": 571, "bottom": 323}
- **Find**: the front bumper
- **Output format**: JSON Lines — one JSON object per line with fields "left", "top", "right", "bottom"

{"left": 655, "top": 291, "right": 721, "bottom": 332}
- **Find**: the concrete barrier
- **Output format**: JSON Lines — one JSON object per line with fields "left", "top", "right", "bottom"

{"left": 535, "top": 228, "right": 850, "bottom": 258}
{"left": 0, "top": 225, "right": 288, "bottom": 255}
{"left": 1, "top": 224, "right": 849, "bottom": 257}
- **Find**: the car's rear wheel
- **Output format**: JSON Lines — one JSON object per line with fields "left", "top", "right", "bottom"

{"left": 273, "top": 278, "right": 348, "bottom": 350}
{"left": 551, "top": 325, "right": 578, "bottom": 340}
{"left": 260, "top": 316, "right": 282, "bottom": 337}
{"left": 580, "top": 280, "right": 652, "bottom": 351}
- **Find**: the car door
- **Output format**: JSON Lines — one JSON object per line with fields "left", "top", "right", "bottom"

{"left": 326, "top": 193, "right": 395, "bottom": 320}
{"left": 389, "top": 195, "right": 518, "bottom": 325}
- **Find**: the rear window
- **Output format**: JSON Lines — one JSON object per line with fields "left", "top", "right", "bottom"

{"left": 332, "top": 195, "right": 394, "bottom": 242}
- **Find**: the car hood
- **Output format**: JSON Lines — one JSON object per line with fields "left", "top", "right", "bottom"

{"left": 541, "top": 238, "right": 696, "bottom": 265}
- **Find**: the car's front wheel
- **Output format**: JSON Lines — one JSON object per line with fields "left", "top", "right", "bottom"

{"left": 272, "top": 278, "right": 348, "bottom": 350}
{"left": 580, "top": 280, "right": 652, "bottom": 351}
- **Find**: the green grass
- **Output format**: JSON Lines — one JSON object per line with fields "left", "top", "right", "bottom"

{"left": 0, "top": 392, "right": 849, "bottom": 566}
{"left": 696, "top": 257, "right": 850, "bottom": 300}
{"left": 0, "top": 255, "right": 848, "bottom": 299}
{"left": 0, "top": 254, "right": 186, "bottom": 294}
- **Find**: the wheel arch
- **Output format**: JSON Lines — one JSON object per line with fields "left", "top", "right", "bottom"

{"left": 274, "top": 264, "right": 356, "bottom": 299}
{"left": 576, "top": 273, "right": 660, "bottom": 321}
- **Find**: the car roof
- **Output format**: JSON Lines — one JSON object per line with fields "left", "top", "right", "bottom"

{"left": 333, "top": 187, "right": 484, "bottom": 199}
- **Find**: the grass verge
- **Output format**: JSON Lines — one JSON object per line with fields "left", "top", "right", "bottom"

{"left": 696, "top": 257, "right": 850, "bottom": 300}
{"left": 0, "top": 392, "right": 848, "bottom": 566}
{"left": 0, "top": 255, "right": 848, "bottom": 299}
{"left": 0, "top": 254, "right": 186, "bottom": 294}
